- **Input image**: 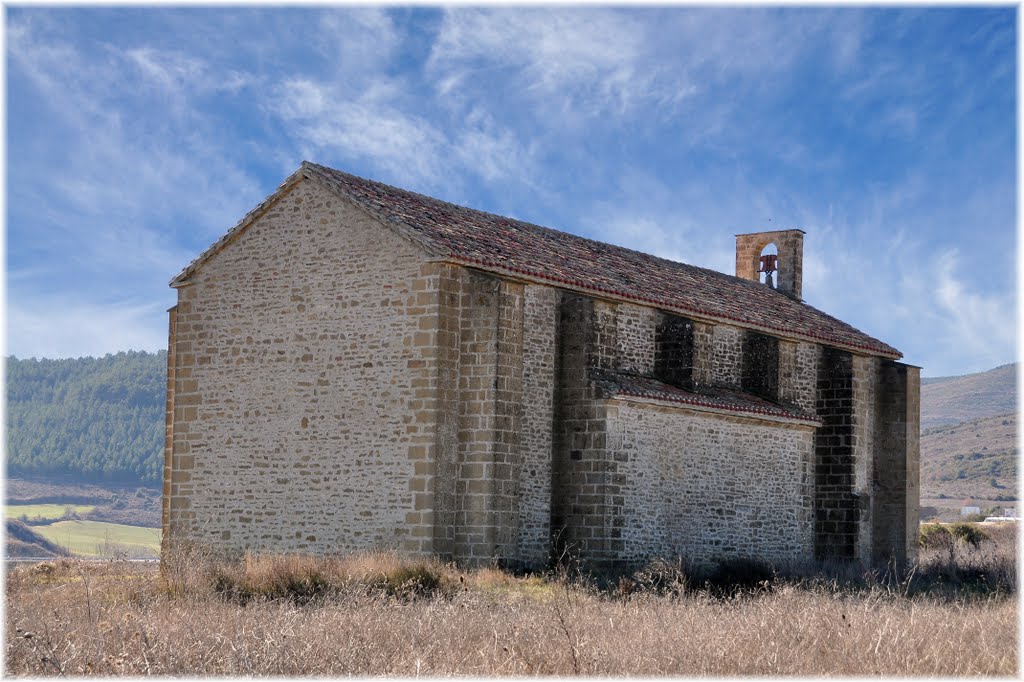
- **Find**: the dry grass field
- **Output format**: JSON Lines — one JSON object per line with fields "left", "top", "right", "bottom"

{"left": 5, "top": 523, "right": 1017, "bottom": 676}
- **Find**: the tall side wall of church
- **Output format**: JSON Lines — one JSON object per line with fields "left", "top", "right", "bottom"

{"left": 550, "top": 298, "right": 826, "bottom": 570}
{"left": 164, "top": 178, "right": 442, "bottom": 556}
{"left": 608, "top": 404, "right": 816, "bottom": 566}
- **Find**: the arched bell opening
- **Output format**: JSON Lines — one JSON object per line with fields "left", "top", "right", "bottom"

{"left": 758, "top": 243, "right": 779, "bottom": 288}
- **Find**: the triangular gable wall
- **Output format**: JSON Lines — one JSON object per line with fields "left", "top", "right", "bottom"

{"left": 170, "top": 166, "right": 440, "bottom": 287}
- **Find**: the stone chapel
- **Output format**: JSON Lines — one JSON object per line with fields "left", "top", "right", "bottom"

{"left": 162, "top": 161, "right": 920, "bottom": 570}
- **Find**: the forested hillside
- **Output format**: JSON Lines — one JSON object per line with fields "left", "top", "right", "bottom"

{"left": 6, "top": 352, "right": 166, "bottom": 485}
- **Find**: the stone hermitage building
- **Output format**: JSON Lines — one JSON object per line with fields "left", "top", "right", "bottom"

{"left": 163, "top": 161, "right": 920, "bottom": 570}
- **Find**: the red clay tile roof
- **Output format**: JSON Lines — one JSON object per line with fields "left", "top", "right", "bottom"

{"left": 591, "top": 370, "right": 820, "bottom": 425}
{"left": 172, "top": 161, "right": 900, "bottom": 358}
{"left": 302, "top": 163, "right": 900, "bottom": 358}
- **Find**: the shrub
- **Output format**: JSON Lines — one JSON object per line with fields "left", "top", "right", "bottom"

{"left": 919, "top": 523, "right": 952, "bottom": 549}
{"left": 630, "top": 557, "right": 688, "bottom": 597}
{"left": 209, "top": 554, "right": 337, "bottom": 605}
{"left": 370, "top": 562, "right": 444, "bottom": 597}
{"left": 192, "top": 551, "right": 457, "bottom": 605}
{"left": 948, "top": 523, "right": 990, "bottom": 548}
{"left": 913, "top": 522, "right": 1013, "bottom": 597}
{"left": 920, "top": 523, "right": 990, "bottom": 550}
{"left": 700, "top": 557, "right": 775, "bottom": 596}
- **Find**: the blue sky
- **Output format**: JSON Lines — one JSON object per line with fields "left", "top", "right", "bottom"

{"left": 5, "top": 7, "right": 1016, "bottom": 377}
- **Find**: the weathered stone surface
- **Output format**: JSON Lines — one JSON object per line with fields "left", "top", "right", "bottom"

{"left": 165, "top": 176, "right": 918, "bottom": 571}
{"left": 516, "top": 284, "right": 558, "bottom": 565}
{"left": 618, "top": 303, "right": 657, "bottom": 375}
{"left": 609, "top": 402, "right": 815, "bottom": 567}
{"left": 711, "top": 325, "right": 744, "bottom": 389}
{"left": 814, "top": 346, "right": 859, "bottom": 561}
{"left": 736, "top": 229, "right": 804, "bottom": 300}
{"left": 165, "top": 179, "right": 438, "bottom": 555}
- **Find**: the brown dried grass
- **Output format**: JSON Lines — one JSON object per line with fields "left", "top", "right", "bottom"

{"left": 5, "top": 533, "right": 1018, "bottom": 676}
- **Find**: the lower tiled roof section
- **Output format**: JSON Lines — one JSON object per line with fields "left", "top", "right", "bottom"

{"left": 591, "top": 369, "right": 820, "bottom": 425}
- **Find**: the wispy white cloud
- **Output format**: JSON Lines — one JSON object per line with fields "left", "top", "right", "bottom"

{"left": 451, "top": 108, "right": 539, "bottom": 186}
{"left": 122, "top": 47, "right": 253, "bottom": 96}
{"left": 315, "top": 8, "right": 401, "bottom": 75}
{"left": 931, "top": 250, "right": 1016, "bottom": 370}
{"left": 427, "top": 7, "right": 872, "bottom": 135}
{"left": 428, "top": 8, "right": 692, "bottom": 123}
{"left": 267, "top": 10, "right": 542, "bottom": 196}
{"left": 273, "top": 78, "right": 449, "bottom": 189}
{"left": 6, "top": 11, "right": 268, "bottom": 348}
{"left": 6, "top": 297, "right": 169, "bottom": 360}
{"left": 8, "top": 15, "right": 264, "bottom": 230}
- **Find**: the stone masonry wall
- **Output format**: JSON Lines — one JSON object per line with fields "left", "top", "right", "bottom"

{"left": 434, "top": 266, "right": 540, "bottom": 566}
{"left": 452, "top": 270, "right": 501, "bottom": 561}
{"left": 550, "top": 295, "right": 834, "bottom": 570}
{"left": 516, "top": 284, "right": 559, "bottom": 565}
{"left": 429, "top": 264, "right": 463, "bottom": 559}
{"left": 492, "top": 280, "right": 527, "bottom": 557}
{"left": 691, "top": 322, "right": 715, "bottom": 387}
{"left": 903, "top": 365, "right": 921, "bottom": 564}
{"left": 449, "top": 271, "right": 528, "bottom": 563}
{"left": 161, "top": 306, "right": 177, "bottom": 554}
{"left": 813, "top": 346, "right": 857, "bottom": 560}
{"left": 166, "top": 178, "right": 440, "bottom": 555}
{"left": 617, "top": 303, "right": 656, "bottom": 374}
{"left": 778, "top": 341, "right": 818, "bottom": 414}
{"left": 551, "top": 293, "right": 624, "bottom": 564}
{"left": 872, "top": 361, "right": 920, "bottom": 565}
{"left": 851, "top": 354, "right": 879, "bottom": 562}
{"left": 710, "top": 325, "right": 744, "bottom": 388}
{"left": 609, "top": 402, "right": 815, "bottom": 567}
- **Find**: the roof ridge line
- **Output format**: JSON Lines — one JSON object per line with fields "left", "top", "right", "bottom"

{"left": 301, "top": 161, "right": 769, "bottom": 291}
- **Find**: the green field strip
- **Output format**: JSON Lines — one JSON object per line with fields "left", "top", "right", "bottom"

{"left": 33, "top": 520, "right": 161, "bottom": 558}
{"left": 5, "top": 504, "right": 96, "bottom": 521}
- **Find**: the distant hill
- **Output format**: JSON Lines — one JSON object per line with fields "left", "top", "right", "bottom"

{"left": 920, "top": 363, "right": 1016, "bottom": 430}
{"left": 6, "top": 351, "right": 166, "bottom": 486}
{"left": 919, "top": 362, "right": 1018, "bottom": 515}
{"left": 920, "top": 412, "right": 1016, "bottom": 502}
{"left": 6, "top": 518, "right": 70, "bottom": 558}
